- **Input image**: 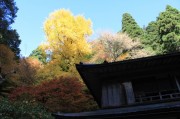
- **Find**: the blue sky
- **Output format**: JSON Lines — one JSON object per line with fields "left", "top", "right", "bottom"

{"left": 12, "top": 0, "right": 180, "bottom": 57}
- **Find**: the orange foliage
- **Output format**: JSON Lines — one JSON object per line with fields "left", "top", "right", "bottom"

{"left": 16, "top": 57, "right": 42, "bottom": 85}
{"left": 118, "top": 52, "right": 129, "bottom": 61}
{"left": 0, "top": 44, "right": 16, "bottom": 75}
{"left": 9, "top": 76, "right": 98, "bottom": 112}
{"left": 0, "top": 44, "right": 17, "bottom": 86}
{"left": 88, "top": 40, "right": 108, "bottom": 63}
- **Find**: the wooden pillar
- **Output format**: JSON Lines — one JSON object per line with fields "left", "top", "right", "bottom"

{"left": 175, "top": 76, "right": 180, "bottom": 92}
{"left": 102, "top": 83, "right": 109, "bottom": 108}
{"left": 123, "top": 82, "right": 135, "bottom": 105}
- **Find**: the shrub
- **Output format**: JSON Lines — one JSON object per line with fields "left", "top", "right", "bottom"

{"left": 9, "top": 76, "right": 98, "bottom": 113}
{"left": 0, "top": 98, "right": 53, "bottom": 119}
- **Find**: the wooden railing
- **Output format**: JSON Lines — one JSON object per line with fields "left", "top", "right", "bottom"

{"left": 135, "top": 89, "right": 180, "bottom": 103}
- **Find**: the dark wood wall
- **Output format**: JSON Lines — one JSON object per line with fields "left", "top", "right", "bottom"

{"left": 101, "top": 73, "right": 180, "bottom": 108}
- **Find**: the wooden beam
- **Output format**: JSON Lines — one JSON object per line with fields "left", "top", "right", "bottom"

{"left": 175, "top": 76, "right": 180, "bottom": 92}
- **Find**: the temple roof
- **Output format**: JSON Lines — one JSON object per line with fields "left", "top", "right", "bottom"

{"left": 52, "top": 100, "right": 180, "bottom": 118}
{"left": 76, "top": 52, "right": 180, "bottom": 107}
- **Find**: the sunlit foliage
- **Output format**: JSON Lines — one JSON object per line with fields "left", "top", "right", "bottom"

{"left": 122, "top": 13, "right": 144, "bottom": 39}
{"left": 29, "top": 46, "right": 47, "bottom": 64}
{"left": 142, "top": 5, "right": 180, "bottom": 54}
{"left": 157, "top": 5, "right": 180, "bottom": 53}
{"left": 16, "top": 57, "right": 42, "bottom": 85}
{"left": 89, "top": 32, "right": 152, "bottom": 63}
{"left": 43, "top": 9, "right": 92, "bottom": 72}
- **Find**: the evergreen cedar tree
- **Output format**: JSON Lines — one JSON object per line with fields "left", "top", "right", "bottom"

{"left": 157, "top": 5, "right": 180, "bottom": 53}
{"left": 0, "top": 0, "right": 21, "bottom": 57}
{"left": 142, "top": 5, "right": 180, "bottom": 54}
{"left": 121, "top": 5, "right": 180, "bottom": 54}
{"left": 122, "top": 13, "right": 144, "bottom": 39}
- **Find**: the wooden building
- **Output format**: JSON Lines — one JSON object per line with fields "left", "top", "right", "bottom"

{"left": 53, "top": 52, "right": 180, "bottom": 119}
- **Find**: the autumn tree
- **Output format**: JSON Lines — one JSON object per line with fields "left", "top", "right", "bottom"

{"left": 43, "top": 9, "right": 92, "bottom": 72}
{"left": 9, "top": 76, "right": 98, "bottom": 112}
{"left": 0, "top": 0, "right": 21, "bottom": 57}
{"left": 35, "top": 59, "right": 66, "bottom": 82}
{"left": 16, "top": 57, "right": 42, "bottom": 85}
{"left": 29, "top": 46, "right": 47, "bottom": 64}
{"left": 91, "top": 32, "right": 151, "bottom": 62}
{"left": 122, "top": 13, "right": 144, "bottom": 39}
{"left": 88, "top": 40, "right": 106, "bottom": 63}
{"left": 100, "top": 32, "right": 136, "bottom": 61}
{"left": 0, "top": 44, "right": 17, "bottom": 96}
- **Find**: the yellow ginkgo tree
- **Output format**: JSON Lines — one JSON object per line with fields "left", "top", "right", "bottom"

{"left": 43, "top": 9, "right": 92, "bottom": 72}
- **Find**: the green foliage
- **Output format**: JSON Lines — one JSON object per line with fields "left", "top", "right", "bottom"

{"left": 122, "top": 13, "right": 144, "bottom": 39}
{"left": 0, "top": 0, "right": 21, "bottom": 57}
{"left": 0, "top": 30, "right": 21, "bottom": 57}
{"left": 29, "top": 47, "right": 47, "bottom": 64}
{"left": 0, "top": 98, "right": 53, "bottom": 119}
{"left": 157, "top": 5, "right": 180, "bottom": 53}
{"left": 0, "top": 79, "right": 16, "bottom": 97}
{"left": 142, "top": 5, "right": 180, "bottom": 54}
{"left": 142, "top": 21, "right": 162, "bottom": 54}
{"left": 0, "top": 0, "right": 18, "bottom": 26}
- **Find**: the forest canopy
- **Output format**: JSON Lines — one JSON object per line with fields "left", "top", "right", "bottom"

{"left": 0, "top": 2, "right": 180, "bottom": 118}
